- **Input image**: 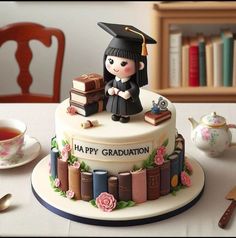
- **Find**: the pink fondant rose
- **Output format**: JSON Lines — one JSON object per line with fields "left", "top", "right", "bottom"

{"left": 185, "top": 160, "right": 193, "bottom": 175}
{"left": 154, "top": 154, "right": 164, "bottom": 166}
{"left": 95, "top": 192, "right": 117, "bottom": 212}
{"left": 157, "top": 146, "right": 166, "bottom": 157}
{"left": 54, "top": 178, "right": 61, "bottom": 188}
{"left": 181, "top": 171, "right": 191, "bottom": 187}
{"left": 154, "top": 146, "right": 166, "bottom": 166}
{"left": 61, "top": 147, "right": 69, "bottom": 161}
{"left": 67, "top": 106, "right": 77, "bottom": 115}
{"left": 73, "top": 161, "right": 80, "bottom": 169}
{"left": 66, "top": 190, "right": 75, "bottom": 199}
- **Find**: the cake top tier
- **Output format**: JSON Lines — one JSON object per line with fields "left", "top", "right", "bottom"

{"left": 55, "top": 89, "right": 176, "bottom": 144}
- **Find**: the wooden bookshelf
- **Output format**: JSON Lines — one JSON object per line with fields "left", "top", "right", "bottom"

{"left": 149, "top": 1, "right": 236, "bottom": 102}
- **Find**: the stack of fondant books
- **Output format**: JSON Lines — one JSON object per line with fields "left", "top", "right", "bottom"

{"left": 69, "top": 73, "right": 106, "bottom": 117}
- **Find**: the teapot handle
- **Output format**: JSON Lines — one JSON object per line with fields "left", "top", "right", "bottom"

{"left": 227, "top": 124, "right": 236, "bottom": 129}
{"left": 227, "top": 124, "right": 236, "bottom": 147}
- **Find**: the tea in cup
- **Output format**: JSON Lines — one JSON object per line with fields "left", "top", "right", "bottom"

{"left": 0, "top": 119, "right": 27, "bottom": 161}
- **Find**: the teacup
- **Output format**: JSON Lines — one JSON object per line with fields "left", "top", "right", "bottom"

{"left": 0, "top": 119, "right": 27, "bottom": 161}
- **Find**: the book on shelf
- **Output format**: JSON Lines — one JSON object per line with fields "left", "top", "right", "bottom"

{"left": 212, "top": 35, "right": 223, "bottom": 87}
{"left": 221, "top": 29, "right": 234, "bottom": 87}
{"left": 189, "top": 37, "right": 199, "bottom": 87}
{"left": 70, "top": 98, "right": 107, "bottom": 117}
{"left": 233, "top": 34, "right": 236, "bottom": 87}
{"left": 144, "top": 110, "right": 172, "bottom": 126}
{"left": 169, "top": 30, "right": 182, "bottom": 87}
{"left": 197, "top": 33, "right": 207, "bottom": 86}
{"left": 72, "top": 73, "right": 104, "bottom": 92}
{"left": 205, "top": 36, "right": 214, "bottom": 87}
{"left": 181, "top": 36, "right": 190, "bottom": 87}
{"left": 70, "top": 88, "right": 105, "bottom": 105}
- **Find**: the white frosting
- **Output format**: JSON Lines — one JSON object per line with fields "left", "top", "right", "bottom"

{"left": 55, "top": 89, "right": 176, "bottom": 175}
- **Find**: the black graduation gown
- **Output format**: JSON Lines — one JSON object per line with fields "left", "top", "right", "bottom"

{"left": 105, "top": 79, "right": 143, "bottom": 116}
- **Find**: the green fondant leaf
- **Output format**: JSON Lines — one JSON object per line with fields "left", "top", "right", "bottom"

{"left": 51, "top": 136, "right": 59, "bottom": 150}
{"left": 60, "top": 191, "right": 66, "bottom": 197}
{"left": 133, "top": 164, "right": 141, "bottom": 172}
{"left": 54, "top": 188, "right": 61, "bottom": 192}
{"left": 89, "top": 199, "right": 98, "bottom": 208}
{"left": 62, "top": 140, "right": 66, "bottom": 146}
{"left": 127, "top": 201, "right": 135, "bottom": 207}
{"left": 116, "top": 201, "right": 128, "bottom": 209}
{"left": 162, "top": 138, "right": 169, "bottom": 147}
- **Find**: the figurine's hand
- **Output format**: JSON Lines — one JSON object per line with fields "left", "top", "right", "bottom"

{"left": 108, "top": 87, "right": 115, "bottom": 95}
{"left": 118, "top": 90, "right": 131, "bottom": 100}
{"left": 113, "top": 87, "right": 119, "bottom": 95}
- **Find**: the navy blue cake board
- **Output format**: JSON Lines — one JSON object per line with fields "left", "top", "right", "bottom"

{"left": 31, "top": 155, "right": 205, "bottom": 227}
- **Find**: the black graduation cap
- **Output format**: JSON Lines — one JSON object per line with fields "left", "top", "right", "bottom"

{"left": 98, "top": 22, "right": 157, "bottom": 56}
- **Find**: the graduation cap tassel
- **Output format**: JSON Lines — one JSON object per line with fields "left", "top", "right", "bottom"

{"left": 125, "top": 27, "right": 148, "bottom": 56}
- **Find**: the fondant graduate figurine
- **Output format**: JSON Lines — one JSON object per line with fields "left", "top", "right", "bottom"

{"left": 98, "top": 22, "right": 156, "bottom": 123}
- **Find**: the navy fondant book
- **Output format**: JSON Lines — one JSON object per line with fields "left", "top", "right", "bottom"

{"left": 50, "top": 147, "right": 59, "bottom": 179}
{"left": 93, "top": 170, "right": 108, "bottom": 199}
{"left": 168, "top": 153, "right": 179, "bottom": 190}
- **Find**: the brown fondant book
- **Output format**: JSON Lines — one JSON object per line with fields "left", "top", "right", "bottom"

{"left": 160, "top": 160, "right": 171, "bottom": 196}
{"left": 118, "top": 172, "right": 132, "bottom": 201}
{"left": 144, "top": 110, "right": 172, "bottom": 126}
{"left": 131, "top": 169, "right": 147, "bottom": 204}
{"left": 108, "top": 176, "right": 118, "bottom": 201}
{"left": 81, "top": 171, "right": 93, "bottom": 201}
{"left": 68, "top": 165, "right": 81, "bottom": 200}
{"left": 72, "top": 73, "right": 104, "bottom": 92}
{"left": 70, "top": 88, "right": 105, "bottom": 105}
{"left": 146, "top": 166, "right": 160, "bottom": 200}
{"left": 70, "top": 98, "right": 106, "bottom": 117}
{"left": 57, "top": 158, "right": 68, "bottom": 192}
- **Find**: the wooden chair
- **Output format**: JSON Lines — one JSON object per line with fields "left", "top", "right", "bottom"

{"left": 0, "top": 22, "right": 65, "bottom": 103}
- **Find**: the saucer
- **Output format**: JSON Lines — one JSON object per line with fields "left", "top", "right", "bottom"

{"left": 0, "top": 135, "right": 41, "bottom": 169}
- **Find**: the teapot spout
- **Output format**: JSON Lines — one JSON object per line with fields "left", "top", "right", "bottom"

{"left": 188, "top": 117, "right": 199, "bottom": 129}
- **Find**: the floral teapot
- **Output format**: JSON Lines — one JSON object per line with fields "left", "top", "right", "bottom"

{"left": 189, "top": 112, "right": 236, "bottom": 157}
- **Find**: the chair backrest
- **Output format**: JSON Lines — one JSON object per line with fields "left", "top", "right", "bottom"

{"left": 0, "top": 22, "right": 65, "bottom": 103}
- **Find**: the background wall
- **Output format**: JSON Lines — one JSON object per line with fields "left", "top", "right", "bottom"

{"left": 0, "top": 1, "right": 156, "bottom": 101}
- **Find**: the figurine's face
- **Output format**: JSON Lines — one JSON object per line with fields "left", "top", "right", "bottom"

{"left": 105, "top": 55, "right": 136, "bottom": 79}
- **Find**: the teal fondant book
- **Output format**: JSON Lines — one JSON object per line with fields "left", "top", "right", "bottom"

{"left": 221, "top": 30, "right": 234, "bottom": 86}
{"left": 199, "top": 41, "right": 206, "bottom": 86}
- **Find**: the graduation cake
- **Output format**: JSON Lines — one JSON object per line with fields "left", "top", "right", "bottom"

{"left": 48, "top": 22, "right": 192, "bottom": 212}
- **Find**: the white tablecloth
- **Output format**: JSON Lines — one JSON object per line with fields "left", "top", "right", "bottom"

{"left": 0, "top": 102, "right": 236, "bottom": 237}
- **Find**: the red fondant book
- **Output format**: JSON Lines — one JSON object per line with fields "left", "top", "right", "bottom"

{"left": 189, "top": 44, "right": 199, "bottom": 86}
{"left": 72, "top": 73, "right": 104, "bottom": 92}
{"left": 144, "top": 110, "right": 171, "bottom": 126}
{"left": 131, "top": 169, "right": 147, "bottom": 204}
{"left": 57, "top": 158, "right": 68, "bottom": 192}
